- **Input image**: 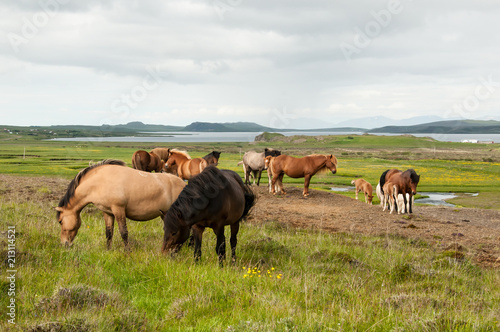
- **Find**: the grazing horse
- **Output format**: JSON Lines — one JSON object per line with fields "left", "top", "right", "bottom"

{"left": 56, "top": 160, "right": 186, "bottom": 248}
{"left": 132, "top": 150, "right": 165, "bottom": 172}
{"left": 351, "top": 178, "right": 374, "bottom": 204}
{"left": 150, "top": 148, "right": 171, "bottom": 162}
{"left": 165, "top": 149, "right": 208, "bottom": 180}
{"left": 203, "top": 151, "right": 221, "bottom": 166}
{"left": 161, "top": 166, "right": 255, "bottom": 267}
{"left": 382, "top": 182, "right": 397, "bottom": 214}
{"left": 379, "top": 168, "right": 420, "bottom": 214}
{"left": 267, "top": 154, "right": 338, "bottom": 197}
{"left": 239, "top": 148, "right": 281, "bottom": 189}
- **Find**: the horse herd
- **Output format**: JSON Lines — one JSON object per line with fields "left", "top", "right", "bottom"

{"left": 56, "top": 147, "right": 420, "bottom": 266}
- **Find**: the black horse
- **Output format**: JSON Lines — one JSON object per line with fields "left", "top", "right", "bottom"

{"left": 161, "top": 165, "right": 255, "bottom": 267}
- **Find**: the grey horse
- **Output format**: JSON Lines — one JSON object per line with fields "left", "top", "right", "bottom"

{"left": 238, "top": 148, "right": 281, "bottom": 190}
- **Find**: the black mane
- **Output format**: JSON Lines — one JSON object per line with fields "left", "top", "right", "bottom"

{"left": 57, "top": 159, "right": 126, "bottom": 217}
{"left": 404, "top": 168, "right": 420, "bottom": 184}
{"left": 203, "top": 151, "right": 221, "bottom": 161}
{"left": 165, "top": 166, "right": 255, "bottom": 229}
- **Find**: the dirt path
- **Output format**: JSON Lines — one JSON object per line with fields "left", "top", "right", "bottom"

{"left": 246, "top": 186, "right": 500, "bottom": 268}
{"left": 1, "top": 174, "right": 499, "bottom": 267}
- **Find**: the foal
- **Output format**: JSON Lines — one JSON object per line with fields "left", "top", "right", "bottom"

{"left": 382, "top": 182, "right": 397, "bottom": 214}
{"left": 351, "top": 178, "right": 373, "bottom": 204}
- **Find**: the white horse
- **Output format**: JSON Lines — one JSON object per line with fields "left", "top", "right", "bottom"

{"left": 238, "top": 148, "right": 281, "bottom": 188}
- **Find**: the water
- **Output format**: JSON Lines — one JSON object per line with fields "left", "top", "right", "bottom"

{"left": 414, "top": 192, "right": 457, "bottom": 207}
{"left": 49, "top": 131, "right": 500, "bottom": 143}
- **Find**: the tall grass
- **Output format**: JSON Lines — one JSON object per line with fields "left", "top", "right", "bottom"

{"left": 1, "top": 197, "right": 499, "bottom": 331}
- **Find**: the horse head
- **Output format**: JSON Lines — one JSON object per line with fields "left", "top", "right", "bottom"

{"left": 56, "top": 206, "right": 81, "bottom": 247}
{"left": 408, "top": 169, "right": 420, "bottom": 195}
{"left": 325, "top": 155, "right": 337, "bottom": 174}
{"left": 264, "top": 155, "right": 274, "bottom": 170}
{"left": 162, "top": 210, "right": 190, "bottom": 254}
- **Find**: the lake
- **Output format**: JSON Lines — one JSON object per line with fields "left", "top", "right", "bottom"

{"left": 50, "top": 131, "right": 500, "bottom": 143}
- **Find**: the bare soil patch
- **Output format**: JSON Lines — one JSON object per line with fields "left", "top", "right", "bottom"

{"left": 247, "top": 186, "right": 500, "bottom": 268}
{"left": 2, "top": 174, "right": 499, "bottom": 268}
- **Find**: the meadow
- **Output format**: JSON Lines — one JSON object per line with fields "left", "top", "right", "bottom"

{"left": 0, "top": 134, "right": 499, "bottom": 331}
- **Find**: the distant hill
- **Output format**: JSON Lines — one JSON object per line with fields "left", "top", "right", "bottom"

{"left": 183, "top": 121, "right": 274, "bottom": 132}
{"left": 369, "top": 120, "right": 500, "bottom": 134}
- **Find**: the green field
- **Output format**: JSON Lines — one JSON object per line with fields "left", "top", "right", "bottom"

{"left": 1, "top": 134, "right": 499, "bottom": 330}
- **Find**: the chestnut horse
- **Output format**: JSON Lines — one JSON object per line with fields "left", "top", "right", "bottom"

{"left": 239, "top": 148, "right": 281, "bottom": 188}
{"left": 379, "top": 168, "right": 420, "bottom": 214}
{"left": 162, "top": 166, "right": 255, "bottom": 267}
{"left": 165, "top": 149, "right": 208, "bottom": 180}
{"left": 203, "top": 151, "right": 221, "bottom": 166}
{"left": 56, "top": 159, "right": 186, "bottom": 248}
{"left": 267, "top": 154, "right": 337, "bottom": 197}
{"left": 382, "top": 182, "right": 397, "bottom": 214}
{"left": 351, "top": 178, "right": 374, "bottom": 204}
{"left": 132, "top": 150, "right": 165, "bottom": 172}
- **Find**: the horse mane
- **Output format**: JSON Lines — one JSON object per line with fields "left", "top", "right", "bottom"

{"left": 170, "top": 149, "right": 191, "bottom": 160}
{"left": 57, "top": 159, "right": 126, "bottom": 216}
{"left": 309, "top": 154, "right": 334, "bottom": 175}
{"left": 203, "top": 151, "right": 221, "bottom": 160}
{"left": 165, "top": 166, "right": 255, "bottom": 228}
{"left": 403, "top": 168, "right": 420, "bottom": 184}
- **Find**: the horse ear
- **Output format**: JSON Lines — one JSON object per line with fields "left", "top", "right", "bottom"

{"left": 55, "top": 206, "right": 63, "bottom": 212}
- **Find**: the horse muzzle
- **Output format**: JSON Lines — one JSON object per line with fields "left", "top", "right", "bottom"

{"left": 331, "top": 170, "right": 337, "bottom": 174}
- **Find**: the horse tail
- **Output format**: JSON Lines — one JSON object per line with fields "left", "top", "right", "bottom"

{"left": 237, "top": 161, "right": 244, "bottom": 166}
{"left": 379, "top": 169, "right": 390, "bottom": 194}
{"left": 132, "top": 152, "right": 141, "bottom": 170}
{"left": 240, "top": 184, "right": 256, "bottom": 221}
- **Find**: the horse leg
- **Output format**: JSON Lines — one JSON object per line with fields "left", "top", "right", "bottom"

{"left": 213, "top": 226, "right": 226, "bottom": 267}
{"left": 355, "top": 188, "right": 359, "bottom": 200}
{"left": 192, "top": 224, "right": 205, "bottom": 262}
{"left": 303, "top": 175, "right": 311, "bottom": 197}
{"left": 103, "top": 212, "right": 115, "bottom": 250}
{"left": 256, "top": 170, "right": 262, "bottom": 186}
{"left": 112, "top": 208, "right": 129, "bottom": 249}
{"left": 408, "top": 193, "right": 413, "bottom": 214}
{"left": 252, "top": 170, "right": 257, "bottom": 185}
{"left": 278, "top": 173, "right": 286, "bottom": 194}
{"left": 230, "top": 222, "right": 240, "bottom": 264}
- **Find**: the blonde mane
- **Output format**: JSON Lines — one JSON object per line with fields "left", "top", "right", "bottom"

{"left": 170, "top": 149, "right": 191, "bottom": 160}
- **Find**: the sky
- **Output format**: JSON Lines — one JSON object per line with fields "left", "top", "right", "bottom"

{"left": 1, "top": 0, "right": 500, "bottom": 129}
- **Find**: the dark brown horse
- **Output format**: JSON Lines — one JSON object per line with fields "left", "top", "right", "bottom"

{"left": 203, "top": 151, "right": 221, "bottom": 166}
{"left": 267, "top": 154, "right": 338, "bottom": 197}
{"left": 161, "top": 165, "right": 255, "bottom": 267}
{"left": 379, "top": 168, "right": 420, "bottom": 213}
{"left": 132, "top": 150, "right": 165, "bottom": 172}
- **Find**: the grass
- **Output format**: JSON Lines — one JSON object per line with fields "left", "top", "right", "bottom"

{"left": 1, "top": 134, "right": 500, "bottom": 330}
{"left": 1, "top": 196, "right": 499, "bottom": 331}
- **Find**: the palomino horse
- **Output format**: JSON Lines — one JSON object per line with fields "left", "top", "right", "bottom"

{"left": 351, "top": 178, "right": 374, "bottom": 204}
{"left": 267, "top": 154, "right": 337, "bottom": 197}
{"left": 239, "top": 148, "right": 281, "bottom": 188}
{"left": 165, "top": 149, "right": 208, "bottom": 180}
{"left": 379, "top": 168, "right": 420, "bottom": 214}
{"left": 132, "top": 150, "right": 165, "bottom": 172}
{"left": 56, "top": 159, "right": 186, "bottom": 248}
{"left": 150, "top": 148, "right": 171, "bottom": 162}
{"left": 162, "top": 166, "right": 255, "bottom": 267}
{"left": 203, "top": 151, "right": 221, "bottom": 166}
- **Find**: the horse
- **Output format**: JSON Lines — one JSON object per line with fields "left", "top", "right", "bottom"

{"left": 161, "top": 165, "right": 255, "bottom": 267}
{"left": 203, "top": 151, "right": 221, "bottom": 166}
{"left": 267, "top": 154, "right": 338, "bottom": 197}
{"left": 165, "top": 149, "right": 208, "bottom": 180}
{"left": 351, "top": 178, "right": 373, "bottom": 204}
{"left": 238, "top": 148, "right": 281, "bottom": 189}
{"left": 56, "top": 159, "right": 186, "bottom": 248}
{"left": 132, "top": 150, "right": 165, "bottom": 173}
{"left": 379, "top": 168, "right": 420, "bottom": 213}
{"left": 382, "top": 182, "right": 397, "bottom": 214}
{"left": 150, "top": 148, "right": 171, "bottom": 162}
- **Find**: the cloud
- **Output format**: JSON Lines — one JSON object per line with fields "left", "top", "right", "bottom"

{"left": 1, "top": 0, "right": 500, "bottom": 126}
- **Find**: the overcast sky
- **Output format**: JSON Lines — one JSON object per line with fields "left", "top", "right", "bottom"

{"left": 1, "top": 0, "right": 500, "bottom": 128}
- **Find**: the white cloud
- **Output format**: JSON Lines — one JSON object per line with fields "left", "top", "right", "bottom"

{"left": 1, "top": 0, "right": 499, "bottom": 127}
